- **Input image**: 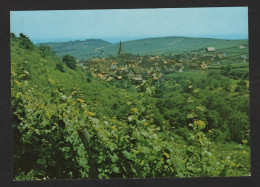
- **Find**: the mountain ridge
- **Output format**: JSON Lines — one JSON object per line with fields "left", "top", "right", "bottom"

{"left": 37, "top": 36, "right": 248, "bottom": 60}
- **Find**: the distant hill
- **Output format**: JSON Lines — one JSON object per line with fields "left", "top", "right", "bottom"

{"left": 36, "top": 39, "right": 111, "bottom": 60}
{"left": 37, "top": 36, "right": 248, "bottom": 60}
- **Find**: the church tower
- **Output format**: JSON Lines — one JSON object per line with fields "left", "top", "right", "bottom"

{"left": 118, "top": 41, "right": 123, "bottom": 57}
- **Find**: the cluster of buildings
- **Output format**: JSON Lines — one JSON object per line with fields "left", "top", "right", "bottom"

{"left": 76, "top": 44, "right": 248, "bottom": 84}
{"left": 93, "top": 62, "right": 166, "bottom": 84}
{"left": 79, "top": 56, "right": 208, "bottom": 84}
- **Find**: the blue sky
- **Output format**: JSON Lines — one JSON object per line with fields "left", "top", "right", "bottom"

{"left": 10, "top": 7, "right": 248, "bottom": 44}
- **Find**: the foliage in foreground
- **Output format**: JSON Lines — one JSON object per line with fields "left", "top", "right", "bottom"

{"left": 11, "top": 33, "right": 250, "bottom": 180}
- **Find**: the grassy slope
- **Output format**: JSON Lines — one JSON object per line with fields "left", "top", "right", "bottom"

{"left": 37, "top": 36, "right": 248, "bottom": 60}
{"left": 36, "top": 39, "right": 112, "bottom": 59}
{"left": 12, "top": 41, "right": 137, "bottom": 119}
{"left": 12, "top": 36, "right": 250, "bottom": 178}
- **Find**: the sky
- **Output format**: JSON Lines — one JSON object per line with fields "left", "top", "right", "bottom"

{"left": 10, "top": 7, "right": 248, "bottom": 44}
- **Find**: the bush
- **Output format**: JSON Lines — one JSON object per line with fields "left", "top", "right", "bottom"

{"left": 56, "top": 63, "right": 65, "bottom": 72}
{"left": 19, "top": 33, "right": 34, "bottom": 50}
{"left": 235, "top": 80, "right": 247, "bottom": 93}
{"left": 63, "top": 54, "right": 77, "bottom": 70}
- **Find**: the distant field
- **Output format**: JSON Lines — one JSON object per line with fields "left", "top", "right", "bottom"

{"left": 165, "top": 71, "right": 206, "bottom": 80}
{"left": 37, "top": 36, "right": 248, "bottom": 60}
{"left": 209, "top": 63, "right": 249, "bottom": 69}
{"left": 235, "top": 68, "right": 249, "bottom": 72}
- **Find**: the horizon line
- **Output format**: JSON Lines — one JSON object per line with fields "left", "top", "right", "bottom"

{"left": 29, "top": 35, "right": 248, "bottom": 44}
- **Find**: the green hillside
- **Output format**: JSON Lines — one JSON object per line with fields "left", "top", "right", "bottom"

{"left": 36, "top": 39, "right": 111, "bottom": 60}
{"left": 38, "top": 36, "right": 248, "bottom": 60}
{"left": 116, "top": 37, "right": 248, "bottom": 56}
{"left": 12, "top": 33, "right": 250, "bottom": 180}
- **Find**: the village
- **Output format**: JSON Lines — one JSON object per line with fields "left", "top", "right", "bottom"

{"left": 77, "top": 42, "right": 248, "bottom": 85}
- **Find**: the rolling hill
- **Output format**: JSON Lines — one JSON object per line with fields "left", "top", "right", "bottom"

{"left": 37, "top": 36, "right": 248, "bottom": 60}
{"left": 36, "top": 39, "right": 112, "bottom": 60}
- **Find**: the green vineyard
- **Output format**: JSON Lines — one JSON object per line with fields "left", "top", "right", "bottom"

{"left": 11, "top": 33, "right": 250, "bottom": 180}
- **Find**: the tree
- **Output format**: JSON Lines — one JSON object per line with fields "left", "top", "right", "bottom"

{"left": 38, "top": 45, "right": 53, "bottom": 58}
{"left": 19, "top": 33, "right": 34, "bottom": 50}
{"left": 221, "top": 64, "right": 231, "bottom": 76}
{"left": 221, "top": 78, "right": 232, "bottom": 92}
{"left": 10, "top": 33, "right": 18, "bottom": 46}
{"left": 62, "top": 54, "right": 77, "bottom": 70}
{"left": 55, "top": 63, "right": 65, "bottom": 72}
{"left": 235, "top": 80, "right": 247, "bottom": 93}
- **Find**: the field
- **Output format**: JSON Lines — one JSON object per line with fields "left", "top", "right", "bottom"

{"left": 37, "top": 36, "right": 248, "bottom": 60}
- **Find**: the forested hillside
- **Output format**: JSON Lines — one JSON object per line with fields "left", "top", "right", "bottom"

{"left": 11, "top": 33, "right": 250, "bottom": 180}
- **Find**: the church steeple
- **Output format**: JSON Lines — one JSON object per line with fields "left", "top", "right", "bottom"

{"left": 118, "top": 41, "right": 123, "bottom": 57}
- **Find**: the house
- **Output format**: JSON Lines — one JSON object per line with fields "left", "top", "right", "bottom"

{"left": 169, "top": 59, "right": 177, "bottom": 64}
{"left": 206, "top": 47, "right": 216, "bottom": 52}
{"left": 97, "top": 73, "right": 104, "bottom": 79}
{"left": 201, "top": 62, "right": 208, "bottom": 69}
{"left": 96, "top": 66, "right": 109, "bottom": 78}
{"left": 132, "top": 77, "right": 143, "bottom": 84}
{"left": 201, "top": 62, "right": 208, "bottom": 68}
{"left": 169, "top": 67, "right": 175, "bottom": 72}
{"left": 141, "top": 80, "right": 147, "bottom": 85}
{"left": 116, "top": 67, "right": 124, "bottom": 72}
{"left": 153, "top": 73, "right": 165, "bottom": 84}
{"left": 78, "top": 63, "right": 84, "bottom": 67}
{"left": 241, "top": 55, "right": 247, "bottom": 62}
{"left": 123, "top": 66, "right": 129, "bottom": 73}
{"left": 178, "top": 68, "right": 184, "bottom": 72}
{"left": 110, "top": 64, "right": 118, "bottom": 70}
{"left": 175, "top": 62, "right": 182, "bottom": 66}
{"left": 117, "top": 76, "right": 123, "bottom": 80}
{"left": 217, "top": 54, "right": 224, "bottom": 59}
{"left": 132, "top": 66, "right": 144, "bottom": 75}
{"left": 128, "top": 64, "right": 133, "bottom": 68}
{"left": 239, "top": 45, "right": 246, "bottom": 49}
{"left": 127, "top": 69, "right": 136, "bottom": 79}
{"left": 135, "top": 60, "right": 141, "bottom": 66}
{"left": 116, "top": 66, "right": 128, "bottom": 73}
{"left": 154, "top": 65, "right": 161, "bottom": 72}
{"left": 241, "top": 55, "right": 247, "bottom": 59}
{"left": 107, "top": 77, "right": 114, "bottom": 82}
{"left": 111, "top": 62, "right": 118, "bottom": 65}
